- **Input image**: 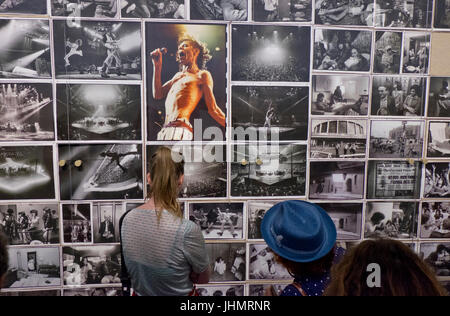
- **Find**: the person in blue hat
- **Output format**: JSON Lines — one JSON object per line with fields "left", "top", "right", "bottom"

{"left": 261, "top": 200, "right": 345, "bottom": 296}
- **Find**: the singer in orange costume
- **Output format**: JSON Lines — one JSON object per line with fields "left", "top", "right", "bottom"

{"left": 151, "top": 36, "right": 226, "bottom": 141}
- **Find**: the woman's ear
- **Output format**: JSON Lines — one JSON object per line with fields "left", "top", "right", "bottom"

{"left": 178, "top": 174, "right": 185, "bottom": 187}
{"left": 147, "top": 173, "right": 152, "bottom": 186}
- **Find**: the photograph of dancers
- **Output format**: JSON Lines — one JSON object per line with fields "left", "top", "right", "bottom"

{"left": 53, "top": 20, "right": 142, "bottom": 80}
{"left": 146, "top": 23, "right": 227, "bottom": 141}
{"left": 0, "top": 0, "right": 47, "bottom": 14}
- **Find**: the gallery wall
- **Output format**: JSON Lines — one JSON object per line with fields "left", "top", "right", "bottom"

{"left": 0, "top": 0, "right": 450, "bottom": 296}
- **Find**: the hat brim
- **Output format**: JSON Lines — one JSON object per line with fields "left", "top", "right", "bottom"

{"left": 261, "top": 201, "right": 337, "bottom": 263}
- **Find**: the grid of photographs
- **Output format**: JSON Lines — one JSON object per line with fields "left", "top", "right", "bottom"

{"left": 0, "top": 0, "right": 449, "bottom": 297}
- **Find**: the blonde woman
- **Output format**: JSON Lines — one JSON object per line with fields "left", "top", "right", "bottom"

{"left": 121, "top": 147, "right": 210, "bottom": 296}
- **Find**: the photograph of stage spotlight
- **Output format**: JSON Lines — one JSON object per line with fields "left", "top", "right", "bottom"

{"left": 191, "top": 0, "right": 247, "bottom": 20}
{"left": 232, "top": 86, "right": 309, "bottom": 142}
{"left": 0, "top": 83, "right": 54, "bottom": 141}
{"left": 147, "top": 145, "right": 227, "bottom": 199}
{"left": 231, "top": 143, "right": 307, "bottom": 197}
{"left": 59, "top": 144, "right": 143, "bottom": 200}
{"left": 0, "top": 19, "right": 51, "bottom": 79}
{"left": 53, "top": 20, "right": 142, "bottom": 80}
{"left": 120, "top": 0, "right": 185, "bottom": 18}
{"left": 232, "top": 25, "right": 310, "bottom": 82}
{"left": 146, "top": 23, "right": 227, "bottom": 142}
{"left": 52, "top": 0, "right": 118, "bottom": 17}
{"left": 57, "top": 84, "right": 141, "bottom": 141}
{"left": 309, "top": 161, "right": 365, "bottom": 200}
{"left": 314, "top": 28, "right": 372, "bottom": 72}
{"left": 0, "top": 146, "right": 55, "bottom": 200}
{"left": 253, "top": 0, "right": 312, "bottom": 22}
{"left": 0, "top": 0, "right": 47, "bottom": 14}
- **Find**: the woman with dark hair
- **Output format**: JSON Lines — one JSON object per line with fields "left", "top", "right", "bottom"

{"left": 324, "top": 239, "right": 448, "bottom": 296}
{"left": 402, "top": 85, "right": 422, "bottom": 116}
{"left": 121, "top": 147, "right": 210, "bottom": 296}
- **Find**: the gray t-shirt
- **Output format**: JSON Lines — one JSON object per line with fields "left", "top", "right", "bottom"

{"left": 121, "top": 208, "right": 209, "bottom": 296}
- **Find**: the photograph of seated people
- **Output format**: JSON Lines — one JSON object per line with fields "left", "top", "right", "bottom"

{"left": 315, "top": 0, "right": 375, "bottom": 26}
{"left": 253, "top": 0, "right": 312, "bottom": 22}
{"left": 375, "top": 0, "right": 433, "bottom": 28}
{"left": 191, "top": 0, "right": 248, "bottom": 20}
{"left": 402, "top": 33, "right": 430, "bottom": 74}
{"left": 312, "top": 75, "right": 369, "bottom": 115}
{"left": 314, "top": 29, "right": 372, "bottom": 72}
{"left": 435, "top": 0, "right": 450, "bottom": 28}
{"left": 120, "top": 0, "right": 185, "bottom": 18}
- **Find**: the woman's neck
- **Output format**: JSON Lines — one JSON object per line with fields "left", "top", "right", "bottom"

{"left": 138, "top": 198, "right": 156, "bottom": 210}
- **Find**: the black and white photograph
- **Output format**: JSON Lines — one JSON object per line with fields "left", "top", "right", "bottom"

{"left": 232, "top": 25, "right": 310, "bottom": 82}
{"left": 0, "top": 83, "right": 54, "bottom": 141}
{"left": 402, "top": 32, "right": 430, "bottom": 74}
{"left": 365, "top": 202, "right": 419, "bottom": 239}
{"left": 253, "top": 0, "right": 312, "bottom": 22}
{"left": 249, "top": 244, "right": 291, "bottom": 280}
{"left": 424, "top": 162, "right": 450, "bottom": 198}
{"left": 189, "top": 202, "right": 244, "bottom": 239}
{"left": 374, "top": 31, "right": 402, "bottom": 74}
{"left": 421, "top": 202, "right": 450, "bottom": 238}
{"left": 120, "top": 0, "right": 185, "bottom": 18}
{"left": 191, "top": 0, "right": 247, "bottom": 20}
{"left": 311, "top": 74, "right": 369, "bottom": 116}
{"left": 63, "top": 245, "right": 121, "bottom": 286}
{"left": 317, "top": 203, "right": 362, "bottom": 240}
{"left": 232, "top": 86, "right": 309, "bottom": 141}
{"left": 0, "top": 203, "right": 59, "bottom": 246}
{"left": 420, "top": 243, "right": 450, "bottom": 277}
{"left": 206, "top": 243, "right": 246, "bottom": 282}
{"left": 249, "top": 284, "right": 289, "bottom": 296}
{"left": 59, "top": 144, "right": 143, "bottom": 200}
{"left": 375, "top": 0, "right": 433, "bottom": 28}
{"left": 196, "top": 284, "right": 244, "bottom": 297}
{"left": 63, "top": 287, "right": 122, "bottom": 296}
{"left": 310, "top": 119, "right": 367, "bottom": 159}
{"left": 148, "top": 145, "right": 227, "bottom": 199}
{"left": 3, "top": 247, "right": 61, "bottom": 289}
{"left": 247, "top": 200, "right": 278, "bottom": 239}
{"left": 57, "top": 84, "right": 141, "bottom": 141}
{"left": 93, "top": 202, "right": 126, "bottom": 243}
{"left": 309, "top": 161, "right": 365, "bottom": 200}
{"left": 52, "top": 0, "right": 118, "bottom": 17}
{"left": 428, "top": 77, "right": 450, "bottom": 117}
{"left": 370, "top": 120, "right": 424, "bottom": 158}
{"left": 371, "top": 76, "right": 426, "bottom": 116}
{"left": 62, "top": 204, "right": 93, "bottom": 244}
{"left": 313, "top": 28, "right": 372, "bottom": 72}
{"left": 435, "top": 0, "right": 450, "bottom": 28}
{"left": 0, "top": 290, "right": 61, "bottom": 296}
{"left": 428, "top": 122, "right": 450, "bottom": 158}
{"left": 0, "top": 146, "right": 55, "bottom": 200}
{"left": 0, "top": 19, "right": 51, "bottom": 79}
{"left": 231, "top": 144, "right": 307, "bottom": 198}
{"left": 0, "top": 0, "right": 47, "bottom": 14}
{"left": 314, "top": 0, "right": 374, "bottom": 26}
{"left": 367, "top": 160, "right": 422, "bottom": 199}
{"left": 53, "top": 20, "right": 142, "bottom": 80}
{"left": 146, "top": 23, "right": 227, "bottom": 142}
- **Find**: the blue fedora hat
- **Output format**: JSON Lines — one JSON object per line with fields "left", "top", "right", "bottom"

{"left": 261, "top": 200, "right": 337, "bottom": 263}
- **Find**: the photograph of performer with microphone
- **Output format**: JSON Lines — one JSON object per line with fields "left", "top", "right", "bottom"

{"left": 146, "top": 23, "right": 227, "bottom": 142}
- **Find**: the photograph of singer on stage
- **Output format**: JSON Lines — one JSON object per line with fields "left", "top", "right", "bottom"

{"left": 146, "top": 23, "right": 227, "bottom": 141}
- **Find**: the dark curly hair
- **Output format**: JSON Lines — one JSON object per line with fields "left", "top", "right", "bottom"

{"left": 177, "top": 35, "right": 212, "bottom": 70}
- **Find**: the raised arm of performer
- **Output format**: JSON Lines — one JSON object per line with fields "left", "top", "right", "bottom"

{"left": 151, "top": 48, "right": 174, "bottom": 100}
{"left": 201, "top": 70, "right": 226, "bottom": 127}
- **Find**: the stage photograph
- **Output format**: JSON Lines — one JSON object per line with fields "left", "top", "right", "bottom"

{"left": 367, "top": 160, "right": 422, "bottom": 199}
{"left": 421, "top": 202, "right": 450, "bottom": 238}
{"left": 0, "top": 83, "right": 54, "bottom": 141}
{"left": 310, "top": 119, "right": 367, "bottom": 159}
{"left": 232, "top": 25, "right": 310, "bottom": 82}
{"left": 374, "top": 31, "right": 402, "bottom": 74}
{"left": 428, "top": 77, "right": 450, "bottom": 117}
{"left": 59, "top": 144, "right": 143, "bottom": 200}
{"left": 315, "top": 0, "right": 374, "bottom": 26}
{"left": 314, "top": 28, "right": 372, "bottom": 72}
{"left": 317, "top": 203, "right": 362, "bottom": 240}
{"left": 0, "top": 0, "right": 47, "bottom": 14}
{"left": 231, "top": 143, "right": 307, "bottom": 198}
{"left": 232, "top": 86, "right": 309, "bottom": 141}
{"left": 62, "top": 203, "right": 93, "bottom": 244}
{"left": 0, "top": 19, "right": 51, "bottom": 79}
{"left": 249, "top": 243, "right": 291, "bottom": 280}
{"left": 253, "top": 0, "right": 312, "bottom": 22}
{"left": 427, "top": 122, "right": 450, "bottom": 158}
{"left": 53, "top": 20, "right": 142, "bottom": 80}
{"left": 371, "top": 76, "right": 426, "bottom": 116}
{"left": 435, "top": 0, "right": 450, "bottom": 28}
{"left": 311, "top": 74, "right": 369, "bottom": 116}
{"left": 191, "top": 0, "right": 247, "bottom": 20}
{"left": 92, "top": 202, "right": 126, "bottom": 244}
{"left": 146, "top": 23, "right": 227, "bottom": 142}
{"left": 206, "top": 243, "right": 246, "bottom": 282}
{"left": 51, "top": 0, "right": 118, "bottom": 17}
{"left": 370, "top": 120, "right": 424, "bottom": 159}
{"left": 247, "top": 200, "right": 278, "bottom": 240}
{"left": 375, "top": 0, "right": 433, "bottom": 28}
{"left": 57, "top": 83, "right": 141, "bottom": 141}
{"left": 120, "top": 0, "right": 185, "bottom": 18}
{"left": 0, "top": 146, "right": 55, "bottom": 200}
